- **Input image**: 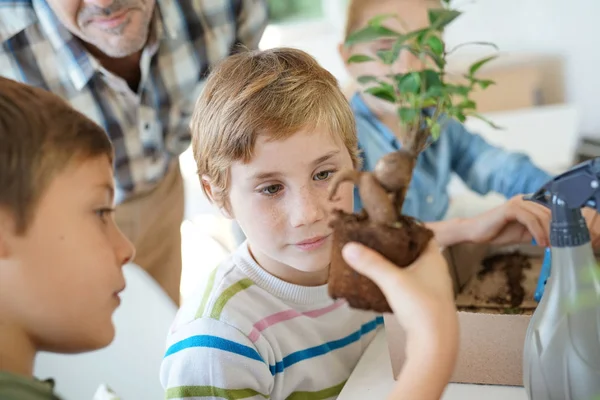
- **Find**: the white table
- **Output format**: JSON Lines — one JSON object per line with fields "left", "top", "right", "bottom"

{"left": 338, "top": 329, "right": 528, "bottom": 400}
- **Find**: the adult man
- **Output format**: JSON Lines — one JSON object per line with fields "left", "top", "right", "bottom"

{"left": 0, "top": 0, "right": 268, "bottom": 305}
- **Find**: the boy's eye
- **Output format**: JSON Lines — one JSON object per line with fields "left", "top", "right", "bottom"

{"left": 314, "top": 170, "right": 335, "bottom": 181}
{"left": 260, "top": 184, "right": 282, "bottom": 196}
{"left": 95, "top": 208, "right": 115, "bottom": 222}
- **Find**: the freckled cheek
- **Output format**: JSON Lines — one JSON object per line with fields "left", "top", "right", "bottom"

{"left": 239, "top": 199, "right": 288, "bottom": 239}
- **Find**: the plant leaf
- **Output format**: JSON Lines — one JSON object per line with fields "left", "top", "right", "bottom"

{"left": 347, "top": 54, "right": 375, "bottom": 63}
{"left": 357, "top": 75, "right": 379, "bottom": 84}
{"left": 428, "top": 9, "right": 461, "bottom": 29}
{"left": 397, "top": 72, "right": 421, "bottom": 94}
{"left": 467, "top": 112, "right": 502, "bottom": 129}
{"left": 444, "top": 84, "right": 470, "bottom": 96}
{"left": 367, "top": 13, "right": 397, "bottom": 27}
{"left": 422, "top": 69, "right": 442, "bottom": 89}
{"left": 477, "top": 79, "right": 495, "bottom": 89}
{"left": 469, "top": 55, "right": 498, "bottom": 76}
{"left": 458, "top": 99, "right": 477, "bottom": 110}
{"left": 448, "top": 41, "right": 499, "bottom": 54}
{"left": 423, "top": 85, "right": 445, "bottom": 99}
{"left": 365, "top": 84, "right": 396, "bottom": 103}
{"left": 431, "top": 122, "right": 442, "bottom": 140}
{"left": 377, "top": 49, "right": 396, "bottom": 65}
{"left": 398, "top": 107, "right": 418, "bottom": 125}
{"left": 346, "top": 25, "right": 401, "bottom": 46}
{"left": 391, "top": 36, "right": 412, "bottom": 61}
{"left": 426, "top": 36, "right": 444, "bottom": 56}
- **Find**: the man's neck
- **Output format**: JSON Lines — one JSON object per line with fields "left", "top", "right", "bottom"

{"left": 0, "top": 323, "right": 36, "bottom": 378}
{"left": 84, "top": 43, "right": 143, "bottom": 92}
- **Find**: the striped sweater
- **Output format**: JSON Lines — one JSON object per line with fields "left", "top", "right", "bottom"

{"left": 160, "top": 243, "right": 383, "bottom": 400}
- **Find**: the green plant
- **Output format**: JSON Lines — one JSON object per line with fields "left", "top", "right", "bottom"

{"left": 345, "top": 0, "right": 499, "bottom": 155}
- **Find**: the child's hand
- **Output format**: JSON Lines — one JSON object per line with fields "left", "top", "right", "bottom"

{"left": 583, "top": 208, "right": 600, "bottom": 249}
{"left": 341, "top": 240, "right": 456, "bottom": 346}
{"left": 341, "top": 240, "right": 459, "bottom": 400}
{"left": 465, "top": 195, "right": 551, "bottom": 247}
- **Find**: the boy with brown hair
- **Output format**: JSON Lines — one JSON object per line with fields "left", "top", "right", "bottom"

{"left": 0, "top": 77, "right": 134, "bottom": 399}
{"left": 160, "top": 46, "right": 553, "bottom": 399}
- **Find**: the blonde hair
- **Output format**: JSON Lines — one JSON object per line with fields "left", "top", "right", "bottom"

{"left": 191, "top": 47, "right": 360, "bottom": 207}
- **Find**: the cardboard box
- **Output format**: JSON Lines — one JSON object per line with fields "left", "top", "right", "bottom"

{"left": 384, "top": 242, "right": 545, "bottom": 386}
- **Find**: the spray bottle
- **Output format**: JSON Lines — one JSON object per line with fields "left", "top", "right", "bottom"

{"left": 523, "top": 157, "right": 600, "bottom": 399}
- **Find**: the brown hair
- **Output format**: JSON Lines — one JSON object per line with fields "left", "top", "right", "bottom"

{"left": 191, "top": 47, "right": 360, "bottom": 207}
{"left": 0, "top": 77, "right": 113, "bottom": 234}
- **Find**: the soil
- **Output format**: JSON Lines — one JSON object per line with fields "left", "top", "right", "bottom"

{"left": 328, "top": 209, "right": 433, "bottom": 313}
{"left": 455, "top": 250, "right": 541, "bottom": 313}
{"left": 479, "top": 252, "right": 531, "bottom": 307}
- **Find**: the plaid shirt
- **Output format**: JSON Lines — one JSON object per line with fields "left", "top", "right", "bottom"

{"left": 0, "top": 0, "right": 268, "bottom": 203}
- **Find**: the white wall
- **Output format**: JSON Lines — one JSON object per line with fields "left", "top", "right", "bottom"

{"left": 444, "top": 0, "right": 600, "bottom": 137}
{"left": 261, "top": 0, "right": 600, "bottom": 137}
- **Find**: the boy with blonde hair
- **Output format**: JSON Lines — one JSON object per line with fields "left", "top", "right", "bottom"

{"left": 0, "top": 77, "right": 134, "bottom": 398}
{"left": 160, "top": 45, "right": 556, "bottom": 398}
{"left": 160, "top": 47, "right": 381, "bottom": 399}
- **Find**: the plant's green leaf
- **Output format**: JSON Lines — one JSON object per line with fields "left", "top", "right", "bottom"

{"left": 431, "top": 122, "right": 442, "bottom": 140}
{"left": 467, "top": 111, "right": 503, "bottom": 129}
{"left": 422, "top": 69, "right": 442, "bottom": 89}
{"left": 468, "top": 55, "right": 498, "bottom": 76}
{"left": 397, "top": 72, "right": 421, "bottom": 94}
{"left": 456, "top": 113, "right": 467, "bottom": 123}
{"left": 404, "top": 27, "right": 430, "bottom": 41}
{"left": 458, "top": 99, "right": 477, "bottom": 110}
{"left": 423, "top": 84, "right": 445, "bottom": 99}
{"left": 391, "top": 36, "right": 412, "bottom": 62}
{"left": 347, "top": 54, "right": 375, "bottom": 63}
{"left": 346, "top": 25, "right": 401, "bottom": 46}
{"left": 365, "top": 84, "right": 396, "bottom": 103}
{"left": 447, "top": 41, "right": 499, "bottom": 54}
{"left": 420, "top": 98, "right": 438, "bottom": 107}
{"left": 477, "top": 79, "right": 495, "bottom": 89}
{"left": 398, "top": 107, "right": 418, "bottom": 125}
{"left": 420, "top": 50, "right": 445, "bottom": 69}
{"left": 444, "top": 84, "right": 470, "bottom": 96}
{"left": 415, "top": 29, "right": 430, "bottom": 47}
{"left": 367, "top": 13, "right": 397, "bottom": 27}
{"left": 377, "top": 49, "right": 396, "bottom": 65}
{"left": 357, "top": 75, "right": 379, "bottom": 84}
{"left": 426, "top": 36, "right": 444, "bottom": 56}
{"left": 428, "top": 8, "right": 461, "bottom": 30}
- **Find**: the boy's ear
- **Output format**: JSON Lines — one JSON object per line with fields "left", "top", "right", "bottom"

{"left": 201, "top": 175, "right": 233, "bottom": 220}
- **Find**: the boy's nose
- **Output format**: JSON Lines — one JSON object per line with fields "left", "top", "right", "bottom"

{"left": 115, "top": 227, "right": 136, "bottom": 266}
{"left": 289, "top": 187, "right": 326, "bottom": 228}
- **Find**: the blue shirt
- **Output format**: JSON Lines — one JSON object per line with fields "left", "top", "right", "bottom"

{"left": 351, "top": 93, "right": 552, "bottom": 222}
